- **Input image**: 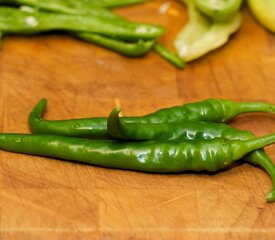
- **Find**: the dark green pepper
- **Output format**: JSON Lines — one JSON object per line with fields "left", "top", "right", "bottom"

{"left": 0, "top": 132, "right": 274, "bottom": 176}
{"left": 73, "top": 33, "right": 155, "bottom": 57}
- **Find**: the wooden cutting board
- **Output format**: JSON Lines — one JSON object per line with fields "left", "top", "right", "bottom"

{"left": 0, "top": 1, "right": 275, "bottom": 239}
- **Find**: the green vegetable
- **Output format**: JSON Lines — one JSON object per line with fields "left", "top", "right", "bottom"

{"left": 74, "top": 32, "right": 155, "bottom": 57}
{"left": 247, "top": 0, "right": 275, "bottom": 33}
{"left": 78, "top": 0, "right": 148, "bottom": 8}
{"left": 175, "top": 0, "right": 242, "bottom": 62}
{"left": 107, "top": 107, "right": 275, "bottom": 202}
{"left": 194, "top": 0, "right": 243, "bottom": 22}
{"left": 0, "top": 133, "right": 274, "bottom": 174}
{"left": 28, "top": 98, "right": 275, "bottom": 139}
{"left": 0, "top": 6, "right": 164, "bottom": 41}
{"left": 153, "top": 43, "right": 185, "bottom": 69}
{"left": 107, "top": 107, "right": 255, "bottom": 141}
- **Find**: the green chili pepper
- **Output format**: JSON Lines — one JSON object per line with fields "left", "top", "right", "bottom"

{"left": 153, "top": 43, "right": 185, "bottom": 69}
{"left": 73, "top": 32, "right": 155, "bottom": 57}
{"left": 73, "top": 0, "right": 148, "bottom": 8}
{"left": 0, "top": 6, "right": 164, "bottom": 41}
{"left": 0, "top": 1, "right": 158, "bottom": 56}
{"left": 194, "top": 0, "right": 243, "bottom": 22}
{"left": 28, "top": 98, "right": 275, "bottom": 139}
{"left": 0, "top": 132, "right": 275, "bottom": 203}
{"left": 107, "top": 107, "right": 254, "bottom": 141}
{"left": 0, "top": 133, "right": 274, "bottom": 174}
{"left": 107, "top": 107, "right": 275, "bottom": 202}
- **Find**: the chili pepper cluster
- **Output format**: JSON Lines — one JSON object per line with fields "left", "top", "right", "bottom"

{"left": 0, "top": 98, "right": 275, "bottom": 203}
{"left": 0, "top": 0, "right": 184, "bottom": 68}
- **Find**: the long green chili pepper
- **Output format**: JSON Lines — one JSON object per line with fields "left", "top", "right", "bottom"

{"left": 0, "top": 6, "right": 164, "bottom": 41}
{"left": 107, "top": 107, "right": 275, "bottom": 202}
{"left": 73, "top": 32, "right": 155, "bottom": 57}
{"left": 107, "top": 107, "right": 256, "bottom": 141}
{"left": 0, "top": 133, "right": 274, "bottom": 174}
{"left": 0, "top": 132, "right": 275, "bottom": 203}
{"left": 75, "top": 0, "right": 148, "bottom": 8}
{"left": 28, "top": 98, "right": 275, "bottom": 139}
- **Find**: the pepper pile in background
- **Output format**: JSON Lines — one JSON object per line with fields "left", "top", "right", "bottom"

{"left": 0, "top": 0, "right": 185, "bottom": 68}
{"left": 0, "top": 98, "right": 275, "bottom": 203}
{"left": 0, "top": 1, "right": 274, "bottom": 68}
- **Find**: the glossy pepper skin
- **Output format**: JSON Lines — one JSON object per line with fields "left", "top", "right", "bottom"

{"left": 107, "top": 107, "right": 275, "bottom": 201}
{"left": 28, "top": 98, "right": 275, "bottom": 139}
{"left": 107, "top": 107, "right": 255, "bottom": 141}
{"left": 0, "top": 133, "right": 275, "bottom": 173}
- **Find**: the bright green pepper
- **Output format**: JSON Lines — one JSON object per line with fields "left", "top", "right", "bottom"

{"left": 107, "top": 107, "right": 275, "bottom": 202}
{"left": 73, "top": 33, "right": 155, "bottom": 57}
{"left": 0, "top": 133, "right": 275, "bottom": 202}
{"left": 0, "top": 6, "right": 164, "bottom": 41}
{"left": 0, "top": 133, "right": 274, "bottom": 174}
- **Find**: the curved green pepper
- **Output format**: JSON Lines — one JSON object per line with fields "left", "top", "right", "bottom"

{"left": 73, "top": 33, "right": 155, "bottom": 57}
{"left": 107, "top": 107, "right": 275, "bottom": 202}
{"left": 28, "top": 98, "right": 275, "bottom": 139}
{"left": 0, "top": 133, "right": 274, "bottom": 174}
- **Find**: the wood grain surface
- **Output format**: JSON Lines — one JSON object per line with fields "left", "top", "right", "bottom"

{"left": 0, "top": 1, "right": 275, "bottom": 239}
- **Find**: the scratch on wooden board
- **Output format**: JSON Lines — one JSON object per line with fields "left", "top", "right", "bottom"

{"left": 161, "top": 193, "right": 193, "bottom": 205}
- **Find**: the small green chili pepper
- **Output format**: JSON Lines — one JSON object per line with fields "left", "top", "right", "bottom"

{"left": 28, "top": 98, "right": 275, "bottom": 139}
